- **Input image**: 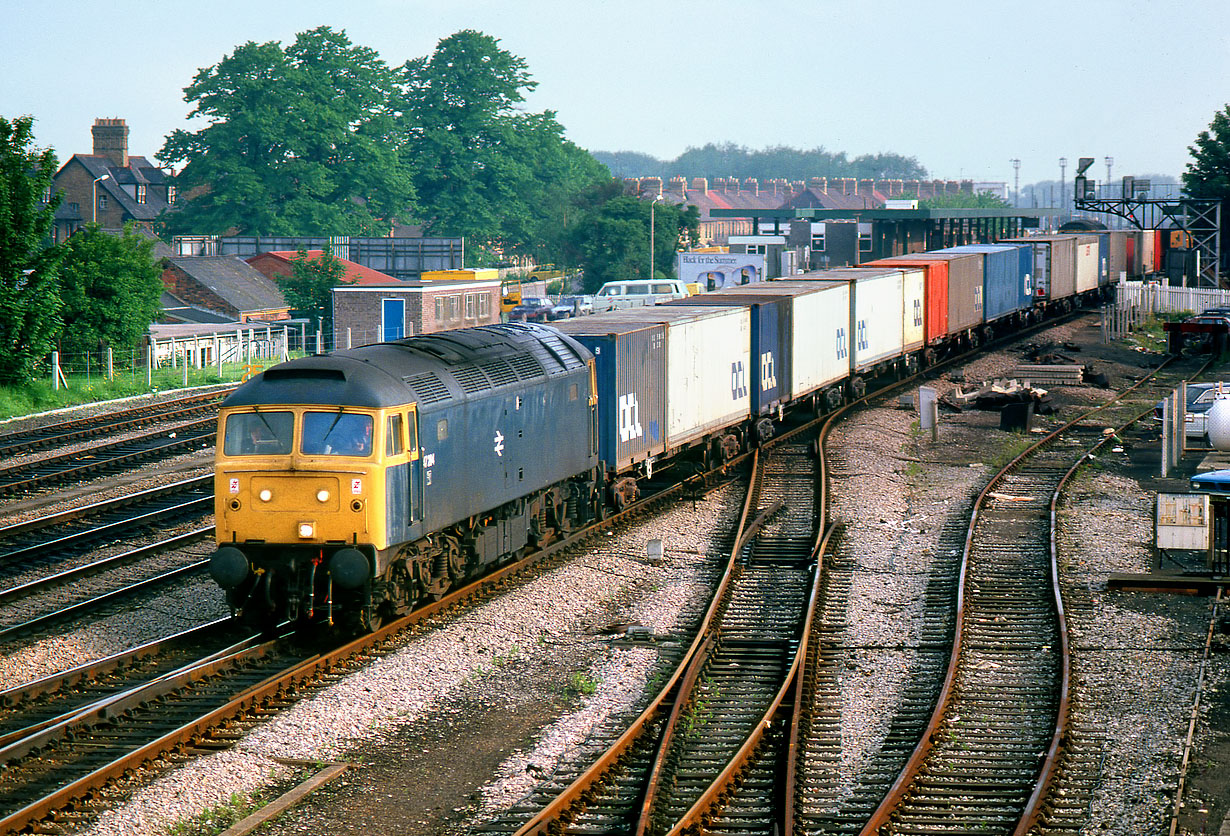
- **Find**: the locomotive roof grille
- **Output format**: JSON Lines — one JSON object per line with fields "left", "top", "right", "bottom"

{"left": 453, "top": 365, "right": 491, "bottom": 394}
{"left": 406, "top": 371, "right": 451, "bottom": 404}
{"left": 479, "top": 359, "right": 519, "bottom": 387}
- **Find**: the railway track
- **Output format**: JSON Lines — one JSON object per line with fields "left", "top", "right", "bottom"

{"left": 841, "top": 356, "right": 1211, "bottom": 836}
{"left": 0, "top": 388, "right": 229, "bottom": 460}
{"left": 0, "top": 442, "right": 751, "bottom": 834}
{"left": 0, "top": 476, "right": 211, "bottom": 589}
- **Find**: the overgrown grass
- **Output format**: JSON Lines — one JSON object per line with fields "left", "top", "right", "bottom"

{"left": 1122, "top": 311, "right": 1192, "bottom": 354}
{"left": 166, "top": 790, "right": 268, "bottom": 836}
{"left": 0, "top": 361, "right": 281, "bottom": 423}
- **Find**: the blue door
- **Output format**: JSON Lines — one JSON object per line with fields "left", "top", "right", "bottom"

{"left": 382, "top": 298, "right": 405, "bottom": 341}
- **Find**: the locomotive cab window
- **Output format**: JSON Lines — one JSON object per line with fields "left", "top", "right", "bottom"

{"left": 386, "top": 413, "right": 404, "bottom": 455}
{"left": 224, "top": 411, "right": 294, "bottom": 456}
{"left": 302, "top": 412, "right": 374, "bottom": 457}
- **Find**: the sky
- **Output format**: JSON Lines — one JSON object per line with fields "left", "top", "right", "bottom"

{"left": 3, "top": 0, "right": 1228, "bottom": 187}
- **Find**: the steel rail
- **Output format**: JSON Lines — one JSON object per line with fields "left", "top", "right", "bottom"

{"left": 1019, "top": 356, "right": 1215, "bottom": 833}
{"left": 0, "top": 527, "right": 212, "bottom": 608}
{"left": 859, "top": 353, "right": 1203, "bottom": 835}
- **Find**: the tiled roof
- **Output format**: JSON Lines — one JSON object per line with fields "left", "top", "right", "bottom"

{"left": 62, "top": 155, "right": 171, "bottom": 222}
{"left": 250, "top": 250, "right": 401, "bottom": 286}
{"left": 168, "top": 256, "right": 288, "bottom": 314}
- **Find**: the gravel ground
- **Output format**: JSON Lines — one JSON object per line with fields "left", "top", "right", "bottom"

{"left": 72, "top": 485, "right": 741, "bottom": 836}
{"left": 6, "top": 322, "right": 1229, "bottom": 835}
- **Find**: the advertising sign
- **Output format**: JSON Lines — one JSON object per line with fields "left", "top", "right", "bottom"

{"left": 677, "top": 252, "right": 765, "bottom": 291}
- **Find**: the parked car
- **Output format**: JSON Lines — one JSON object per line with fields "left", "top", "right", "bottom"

{"left": 556, "top": 295, "right": 594, "bottom": 317}
{"left": 547, "top": 299, "right": 575, "bottom": 321}
{"left": 1155, "top": 382, "right": 1230, "bottom": 438}
{"left": 508, "top": 296, "right": 554, "bottom": 322}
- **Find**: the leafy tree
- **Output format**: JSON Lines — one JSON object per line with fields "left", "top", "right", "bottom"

{"left": 593, "top": 143, "right": 928, "bottom": 182}
{"left": 158, "top": 26, "right": 414, "bottom": 236}
{"left": 57, "top": 224, "right": 164, "bottom": 354}
{"left": 907, "top": 191, "right": 1011, "bottom": 210}
{"left": 0, "top": 116, "right": 63, "bottom": 383}
{"left": 1183, "top": 104, "right": 1230, "bottom": 269}
{"left": 563, "top": 186, "right": 699, "bottom": 290}
{"left": 396, "top": 31, "right": 607, "bottom": 256}
{"left": 278, "top": 247, "right": 353, "bottom": 335}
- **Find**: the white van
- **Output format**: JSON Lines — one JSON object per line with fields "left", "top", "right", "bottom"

{"left": 593, "top": 279, "right": 691, "bottom": 311}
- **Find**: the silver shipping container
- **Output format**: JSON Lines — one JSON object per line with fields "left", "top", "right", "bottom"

{"left": 1073, "top": 234, "right": 1100, "bottom": 293}
{"left": 1001, "top": 236, "right": 1077, "bottom": 302}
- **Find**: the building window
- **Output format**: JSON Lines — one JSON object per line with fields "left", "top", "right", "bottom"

{"left": 448, "top": 295, "right": 461, "bottom": 321}
{"left": 97, "top": 194, "right": 108, "bottom": 212}
{"left": 168, "top": 185, "right": 177, "bottom": 205}
{"left": 435, "top": 296, "right": 444, "bottom": 321}
{"left": 478, "top": 294, "right": 490, "bottom": 318}
{"left": 136, "top": 184, "right": 147, "bottom": 204}
{"left": 811, "top": 233, "right": 825, "bottom": 252}
{"left": 464, "top": 293, "right": 476, "bottom": 320}
{"left": 69, "top": 202, "right": 79, "bottom": 214}
{"left": 42, "top": 186, "right": 51, "bottom": 204}
{"left": 858, "top": 223, "right": 873, "bottom": 253}
{"left": 745, "top": 244, "right": 767, "bottom": 255}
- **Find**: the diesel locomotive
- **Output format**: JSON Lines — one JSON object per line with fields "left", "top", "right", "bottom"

{"left": 210, "top": 323, "right": 604, "bottom": 630}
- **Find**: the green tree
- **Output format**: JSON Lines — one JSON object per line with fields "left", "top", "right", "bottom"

{"left": 1183, "top": 104, "right": 1230, "bottom": 269}
{"left": 57, "top": 224, "right": 164, "bottom": 354}
{"left": 396, "top": 30, "right": 606, "bottom": 256}
{"left": 278, "top": 247, "right": 353, "bottom": 335}
{"left": 158, "top": 26, "right": 414, "bottom": 236}
{"left": 563, "top": 187, "right": 699, "bottom": 291}
{"left": 903, "top": 191, "right": 1011, "bottom": 210}
{"left": 0, "top": 116, "right": 63, "bottom": 383}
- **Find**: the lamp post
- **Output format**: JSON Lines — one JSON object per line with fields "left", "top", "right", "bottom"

{"left": 92, "top": 174, "right": 111, "bottom": 224}
{"left": 1058, "top": 157, "right": 1067, "bottom": 218}
{"left": 649, "top": 196, "right": 663, "bottom": 279}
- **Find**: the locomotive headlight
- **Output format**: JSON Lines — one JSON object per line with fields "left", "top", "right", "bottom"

{"left": 298, "top": 522, "right": 315, "bottom": 539}
{"left": 259, "top": 489, "right": 273, "bottom": 502}
{"left": 317, "top": 489, "right": 330, "bottom": 503}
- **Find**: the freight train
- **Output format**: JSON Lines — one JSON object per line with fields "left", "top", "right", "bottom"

{"left": 209, "top": 233, "right": 1112, "bottom": 631}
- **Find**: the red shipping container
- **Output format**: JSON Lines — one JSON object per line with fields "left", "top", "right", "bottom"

{"left": 861, "top": 257, "right": 948, "bottom": 345}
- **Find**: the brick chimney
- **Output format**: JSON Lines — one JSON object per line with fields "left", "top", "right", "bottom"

{"left": 641, "top": 176, "right": 663, "bottom": 198}
{"left": 92, "top": 118, "right": 129, "bottom": 168}
{"left": 691, "top": 177, "right": 709, "bottom": 196}
{"left": 668, "top": 176, "right": 687, "bottom": 196}
{"left": 742, "top": 178, "right": 759, "bottom": 196}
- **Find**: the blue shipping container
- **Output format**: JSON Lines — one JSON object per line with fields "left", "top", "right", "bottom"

{"left": 945, "top": 244, "right": 1033, "bottom": 322}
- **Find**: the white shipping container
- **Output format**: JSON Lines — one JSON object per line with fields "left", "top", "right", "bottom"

{"left": 750, "top": 280, "right": 851, "bottom": 397}
{"left": 662, "top": 307, "right": 751, "bottom": 445}
{"left": 1075, "top": 240, "right": 1100, "bottom": 293}
{"left": 850, "top": 270, "right": 906, "bottom": 372}
{"left": 900, "top": 268, "right": 925, "bottom": 352}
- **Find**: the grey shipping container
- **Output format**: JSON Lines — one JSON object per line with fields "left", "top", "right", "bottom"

{"left": 1073, "top": 234, "right": 1100, "bottom": 293}
{"left": 1000, "top": 236, "right": 1077, "bottom": 302}
{"left": 892, "top": 253, "right": 984, "bottom": 333}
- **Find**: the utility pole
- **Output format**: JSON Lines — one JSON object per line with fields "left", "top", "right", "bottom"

{"left": 1011, "top": 159, "right": 1021, "bottom": 208}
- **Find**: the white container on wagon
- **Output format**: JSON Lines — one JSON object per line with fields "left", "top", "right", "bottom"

{"left": 800, "top": 267, "right": 909, "bottom": 374}
{"left": 719, "top": 279, "right": 852, "bottom": 400}
{"left": 1074, "top": 235, "right": 1100, "bottom": 294}
{"left": 603, "top": 305, "right": 752, "bottom": 449}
